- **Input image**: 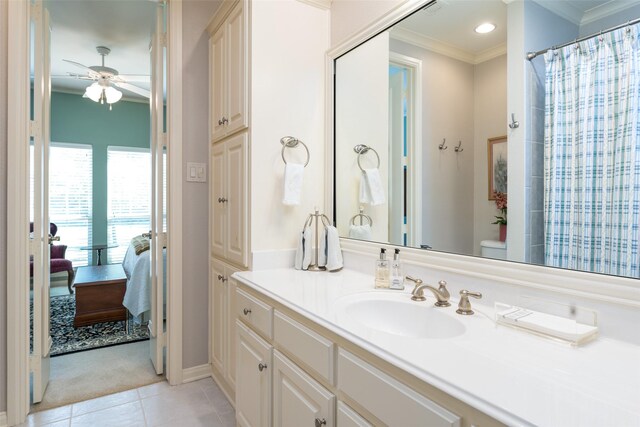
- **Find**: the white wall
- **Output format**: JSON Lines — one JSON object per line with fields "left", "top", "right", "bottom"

{"left": 330, "top": 0, "right": 406, "bottom": 46}
{"left": 335, "top": 31, "right": 389, "bottom": 243}
{"left": 182, "top": 0, "right": 221, "bottom": 369}
{"left": 250, "top": 0, "right": 330, "bottom": 255}
{"left": 0, "top": 0, "right": 7, "bottom": 414}
{"left": 389, "top": 39, "right": 475, "bottom": 255}
{"left": 473, "top": 55, "right": 507, "bottom": 255}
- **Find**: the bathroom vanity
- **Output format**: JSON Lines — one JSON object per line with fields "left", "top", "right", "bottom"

{"left": 231, "top": 268, "right": 640, "bottom": 427}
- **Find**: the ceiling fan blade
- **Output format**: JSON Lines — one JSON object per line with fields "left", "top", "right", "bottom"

{"left": 115, "top": 74, "right": 151, "bottom": 83}
{"left": 113, "top": 81, "right": 151, "bottom": 99}
{"left": 52, "top": 73, "right": 95, "bottom": 81}
{"left": 62, "top": 59, "right": 99, "bottom": 75}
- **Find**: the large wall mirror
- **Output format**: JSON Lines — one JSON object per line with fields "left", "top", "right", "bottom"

{"left": 334, "top": 0, "right": 640, "bottom": 280}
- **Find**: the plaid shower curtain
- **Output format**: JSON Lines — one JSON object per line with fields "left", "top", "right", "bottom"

{"left": 544, "top": 24, "right": 640, "bottom": 277}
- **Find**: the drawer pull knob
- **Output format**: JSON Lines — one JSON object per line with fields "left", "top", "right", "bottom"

{"left": 217, "top": 274, "right": 223, "bottom": 280}
{"left": 315, "top": 418, "right": 327, "bottom": 427}
{"left": 243, "top": 308, "right": 251, "bottom": 315}
{"left": 258, "top": 363, "right": 267, "bottom": 372}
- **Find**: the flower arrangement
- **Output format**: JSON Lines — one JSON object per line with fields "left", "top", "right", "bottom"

{"left": 492, "top": 192, "right": 507, "bottom": 225}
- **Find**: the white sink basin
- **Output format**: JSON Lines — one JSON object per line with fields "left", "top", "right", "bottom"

{"left": 334, "top": 292, "right": 466, "bottom": 339}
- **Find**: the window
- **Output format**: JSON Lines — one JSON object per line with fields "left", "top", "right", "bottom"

{"left": 107, "top": 147, "right": 152, "bottom": 263}
{"left": 31, "top": 144, "right": 93, "bottom": 267}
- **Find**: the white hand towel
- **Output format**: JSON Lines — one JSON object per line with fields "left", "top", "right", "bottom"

{"left": 301, "top": 226, "right": 312, "bottom": 270}
{"left": 318, "top": 227, "right": 328, "bottom": 268}
{"left": 325, "top": 226, "right": 343, "bottom": 272}
{"left": 283, "top": 163, "right": 305, "bottom": 205}
{"left": 364, "top": 168, "right": 385, "bottom": 206}
{"left": 349, "top": 224, "right": 372, "bottom": 240}
{"left": 359, "top": 172, "right": 371, "bottom": 204}
{"left": 294, "top": 225, "right": 313, "bottom": 270}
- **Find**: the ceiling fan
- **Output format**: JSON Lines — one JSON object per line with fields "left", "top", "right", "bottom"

{"left": 61, "top": 46, "right": 151, "bottom": 107}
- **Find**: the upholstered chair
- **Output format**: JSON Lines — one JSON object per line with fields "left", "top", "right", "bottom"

{"left": 29, "top": 222, "right": 75, "bottom": 294}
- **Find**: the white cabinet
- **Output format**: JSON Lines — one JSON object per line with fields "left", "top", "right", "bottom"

{"left": 209, "top": 0, "right": 247, "bottom": 143}
{"left": 211, "top": 132, "right": 248, "bottom": 267}
{"left": 273, "top": 350, "right": 335, "bottom": 427}
{"left": 210, "top": 259, "right": 238, "bottom": 396}
{"left": 337, "top": 349, "right": 460, "bottom": 427}
{"left": 230, "top": 284, "right": 496, "bottom": 426}
{"left": 237, "top": 320, "right": 272, "bottom": 427}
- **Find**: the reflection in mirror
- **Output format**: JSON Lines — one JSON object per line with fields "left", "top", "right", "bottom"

{"left": 334, "top": 0, "right": 640, "bottom": 279}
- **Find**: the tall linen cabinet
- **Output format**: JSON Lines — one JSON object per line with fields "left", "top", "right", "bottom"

{"left": 207, "top": 0, "right": 331, "bottom": 408}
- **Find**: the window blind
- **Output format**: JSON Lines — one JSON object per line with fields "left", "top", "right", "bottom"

{"left": 30, "top": 144, "right": 93, "bottom": 267}
{"left": 107, "top": 147, "right": 152, "bottom": 263}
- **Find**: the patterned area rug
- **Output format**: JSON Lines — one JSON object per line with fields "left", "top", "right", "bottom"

{"left": 38, "top": 295, "right": 149, "bottom": 357}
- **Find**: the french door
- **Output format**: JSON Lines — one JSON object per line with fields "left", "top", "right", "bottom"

{"left": 149, "top": 1, "right": 167, "bottom": 375}
{"left": 30, "top": 0, "right": 52, "bottom": 404}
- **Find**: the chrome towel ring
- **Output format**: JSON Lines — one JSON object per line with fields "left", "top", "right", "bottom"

{"left": 353, "top": 144, "right": 380, "bottom": 171}
{"left": 281, "top": 136, "right": 310, "bottom": 167}
{"left": 350, "top": 206, "right": 373, "bottom": 226}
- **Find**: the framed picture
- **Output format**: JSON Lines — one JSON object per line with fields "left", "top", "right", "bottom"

{"left": 488, "top": 135, "right": 508, "bottom": 200}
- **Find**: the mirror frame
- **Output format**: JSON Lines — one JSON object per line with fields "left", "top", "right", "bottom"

{"left": 325, "top": 0, "right": 640, "bottom": 307}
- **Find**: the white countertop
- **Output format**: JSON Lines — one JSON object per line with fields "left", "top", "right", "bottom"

{"left": 234, "top": 268, "right": 640, "bottom": 427}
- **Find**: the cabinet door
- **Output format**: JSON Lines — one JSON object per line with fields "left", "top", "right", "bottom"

{"left": 225, "top": 132, "right": 248, "bottom": 267}
{"left": 273, "top": 350, "right": 335, "bottom": 427}
{"left": 210, "top": 27, "right": 226, "bottom": 142}
{"left": 211, "top": 259, "right": 227, "bottom": 374}
{"left": 226, "top": 272, "right": 238, "bottom": 392}
{"left": 211, "top": 142, "right": 226, "bottom": 258}
{"left": 225, "top": 0, "right": 248, "bottom": 136}
{"left": 237, "top": 320, "right": 272, "bottom": 427}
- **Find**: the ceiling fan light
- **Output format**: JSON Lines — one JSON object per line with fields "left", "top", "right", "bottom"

{"left": 104, "top": 86, "right": 123, "bottom": 104}
{"left": 84, "top": 82, "right": 102, "bottom": 102}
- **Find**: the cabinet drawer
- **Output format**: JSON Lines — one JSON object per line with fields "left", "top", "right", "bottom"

{"left": 337, "top": 349, "right": 460, "bottom": 427}
{"left": 337, "top": 401, "right": 372, "bottom": 427}
{"left": 236, "top": 288, "right": 273, "bottom": 339}
{"left": 274, "top": 311, "right": 335, "bottom": 385}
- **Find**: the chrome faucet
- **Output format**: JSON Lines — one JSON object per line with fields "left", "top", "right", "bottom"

{"left": 405, "top": 276, "right": 451, "bottom": 307}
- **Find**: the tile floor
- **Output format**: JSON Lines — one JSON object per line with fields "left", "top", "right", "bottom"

{"left": 20, "top": 378, "right": 236, "bottom": 427}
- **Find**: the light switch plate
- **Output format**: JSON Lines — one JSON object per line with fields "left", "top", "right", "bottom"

{"left": 186, "top": 162, "right": 207, "bottom": 183}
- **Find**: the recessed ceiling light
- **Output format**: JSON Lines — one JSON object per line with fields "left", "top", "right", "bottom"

{"left": 475, "top": 23, "right": 496, "bottom": 34}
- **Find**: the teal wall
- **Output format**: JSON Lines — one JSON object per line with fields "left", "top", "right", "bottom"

{"left": 50, "top": 91, "right": 150, "bottom": 263}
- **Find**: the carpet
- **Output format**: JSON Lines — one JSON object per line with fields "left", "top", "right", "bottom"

{"left": 31, "top": 341, "right": 164, "bottom": 412}
{"left": 41, "top": 295, "right": 149, "bottom": 356}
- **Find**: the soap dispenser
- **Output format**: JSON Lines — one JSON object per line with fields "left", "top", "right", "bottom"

{"left": 390, "top": 248, "right": 404, "bottom": 290}
{"left": 374, "top": 248, "right": 389, "bottom": 288}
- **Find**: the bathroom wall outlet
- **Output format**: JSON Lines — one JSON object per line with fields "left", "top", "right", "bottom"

{"left": 187, "top": 162, "right": 207, "bottom": 183}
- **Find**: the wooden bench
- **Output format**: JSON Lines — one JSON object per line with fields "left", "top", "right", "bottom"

{"left": 73, "top": 264, "right": 127, "bottom": 328}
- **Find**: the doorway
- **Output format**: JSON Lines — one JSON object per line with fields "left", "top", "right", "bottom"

{"left": 6, "top": 1, "right": 183, "bottom": 424}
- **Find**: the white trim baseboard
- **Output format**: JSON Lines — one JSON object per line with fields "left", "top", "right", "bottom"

{"left": 182, "top": 364, "right": 212, "bottom": 383}
{"left": 0, "top": 411, "right": 7, "bottom": 427}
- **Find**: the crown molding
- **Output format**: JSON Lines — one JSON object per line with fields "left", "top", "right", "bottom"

{"left": 581, "top": 1, "right": 640, "bottom": 26}
{"left": 390, "top": 27, "right": 506, "bottom": 65}
{"left": 531, "top": 0, "right": 582, "bottom": 25}
{"left": 532, "top": 0, "right": 638, "bottom": 27}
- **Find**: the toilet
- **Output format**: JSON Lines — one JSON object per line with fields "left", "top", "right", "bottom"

{"left": 480, "top": 240, "right": 507, "bottom": 260}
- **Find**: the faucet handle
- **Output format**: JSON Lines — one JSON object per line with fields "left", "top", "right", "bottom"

{"left": 456, "top": 290, "right": 482, "bottom": 315}
{"left": 406, "top": 276, "right": 424, "bottom": 299}
{"left": 405, "top": 275, "right": 422, "bottom": 286}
